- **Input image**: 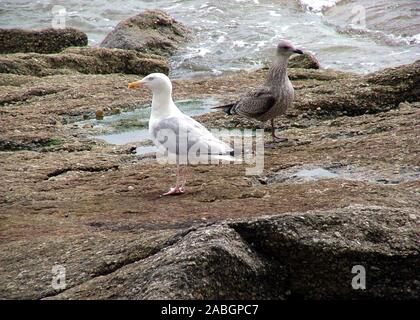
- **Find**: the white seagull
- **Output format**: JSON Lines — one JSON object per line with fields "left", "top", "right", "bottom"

{"left": 128, "top": 73, "right": 234, "bottom": 196}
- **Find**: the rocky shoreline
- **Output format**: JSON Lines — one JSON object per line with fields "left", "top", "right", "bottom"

{"left": 0, "top": 10, "right": 419, "bottom": 299}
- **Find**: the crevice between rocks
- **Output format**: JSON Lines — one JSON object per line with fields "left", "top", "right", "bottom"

{"left": 45, "top": 165, "right": 120, "bottom": 179}
{"left": 0, "top": 87, "right": 61, "bottom": 106}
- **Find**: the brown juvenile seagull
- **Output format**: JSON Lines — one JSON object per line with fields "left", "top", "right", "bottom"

{"left": 213, "top": 40, "right": 303, "bottom": 142}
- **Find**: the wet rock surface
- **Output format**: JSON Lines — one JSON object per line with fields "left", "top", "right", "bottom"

{"left": 0, "top": 47, "right": 168, "bottom": 76}
{"left": 289, "top": 52, "right": 320, "bottom": 69}
{"left": 100, "top": 10, "right": 191, "bottom": 56}
{"left": 0, "top": 28, "right": 88, "bottom": 54}
{"left": 48, "top": 206, "right": 418, "bottom": 299}
{"left": 0, "top": 46, "right": 419, "bottom": 298}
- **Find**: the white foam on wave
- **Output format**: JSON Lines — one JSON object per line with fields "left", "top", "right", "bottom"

{"left": 298, "top": 0, "right": 341, "bottom": 12}
{"left": 388, "top": 50, "right": 411, "bottom": 57}
{"left": 235, "top": 0, "right": 260, "bottom": 3}
{"left": 385, "top": 33, "right": 420, "bottom": 46}
{"left": 232, "top": 40, "right": 247, "bottom": 48}
{"left": 164, "top": 3, "right": 181, "bottom": 10}
{"left": 183, "top": 47, "right": 212, "bottom": 60}
{"left": 335, "top": 24, "right": 420, "bottom": 46}
{"left": 216, "top": 35, "right": 226, "bottom": 43}
{"left": 268, "top": 10, "right": 282, "bottom": 17}
{"left": 410, "top": 33, "right": 420, "bottom": 44}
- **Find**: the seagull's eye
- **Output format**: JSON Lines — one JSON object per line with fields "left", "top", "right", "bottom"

{"left": 148, "top": 77, "right": 154, "bottom": 81}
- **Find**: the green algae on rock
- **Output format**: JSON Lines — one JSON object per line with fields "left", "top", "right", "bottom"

{"left": 0, "top": 47, "right": 169, "bottom": 76}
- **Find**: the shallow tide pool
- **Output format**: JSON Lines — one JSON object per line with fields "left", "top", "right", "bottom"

{"left": 79, "top": 98, "right": 219, "bottom": 154}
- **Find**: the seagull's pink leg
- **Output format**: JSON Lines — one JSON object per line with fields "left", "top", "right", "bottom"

{"left": 162, "top": 165, "right": 185, "bottom": 196}
{"left": 178, "top": 166, "right": 190, "bottom": 192}
{"left": 271, "top": 119, "right": 288, "bottom": 142}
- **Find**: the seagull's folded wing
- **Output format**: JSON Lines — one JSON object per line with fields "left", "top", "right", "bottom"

{"left": 151, "top": 114, "right": 233, "bottom": 156}
{"left": 234, "top": 87, "right": 276, "bottom": 118}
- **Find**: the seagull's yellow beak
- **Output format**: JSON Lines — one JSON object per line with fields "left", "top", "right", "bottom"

{"left": 128, "top": 80, "right": 142, "bottom": 89}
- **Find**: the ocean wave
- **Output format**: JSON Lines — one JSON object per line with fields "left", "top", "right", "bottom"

{"left": 332, "top": 24, "right": 420, "bottom": 46}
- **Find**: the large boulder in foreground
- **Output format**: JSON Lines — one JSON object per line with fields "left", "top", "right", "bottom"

{"left": 0, "top": 28, "right": 88, "bottom": 54}
{"left": 49, "top": 206, "right": 418, "bottom": 299}
{"left": 0, "top": 47, "right": 168, "bottom": 76}
{"left": 100, "top": 10, "right": 190, "bottom": 56}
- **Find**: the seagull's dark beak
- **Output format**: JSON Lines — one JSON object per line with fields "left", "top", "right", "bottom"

{"left": 293, "top": 48, "right": 304, "bottom": 54}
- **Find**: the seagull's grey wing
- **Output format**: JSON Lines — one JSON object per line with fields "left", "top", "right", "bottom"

{"left": 232, "top": 87, "right": 276, "bottom": 118}
{"left": 151, "top": 115, "right": 232, "bottom": 156}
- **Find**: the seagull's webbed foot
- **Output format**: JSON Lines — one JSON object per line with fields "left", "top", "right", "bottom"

{"left": 163, "top": 165, "right": 188, "bottom": 196}
{"left": 162, "top": 186, "right": 185, "bottom": 196}
{"left": 271, "top": 119, "right": 288, "bottom": 143}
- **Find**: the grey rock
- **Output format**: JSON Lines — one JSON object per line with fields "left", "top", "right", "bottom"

{"left": 0, "top": 47, "right": 169, "bottom": 76}
{"left": 100, "top": 10, "right": 190, "bottom": 57}
{"left": 47, "top": 206, "right": 419, "bottom": 300}
{"left": 289, "top": 51, "right": 320, "bottom": 69}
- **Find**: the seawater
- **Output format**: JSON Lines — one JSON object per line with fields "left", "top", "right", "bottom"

{"left": 0, "top": 0, "right": 419, "bottom": 78}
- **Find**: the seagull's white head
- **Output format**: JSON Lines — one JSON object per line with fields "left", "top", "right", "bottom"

{"left": 128, "top": 73, "right": 172, "bottom": 95}
{"left": 276, "top": 40, "right": 304, "bottom": 57}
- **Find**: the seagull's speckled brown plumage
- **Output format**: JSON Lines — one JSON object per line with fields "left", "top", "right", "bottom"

{"left": 215, "top": 40, "right": 303, "bottom": 141}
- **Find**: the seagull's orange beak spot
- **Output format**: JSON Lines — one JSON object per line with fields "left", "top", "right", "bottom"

{"left": 128, "top": 80, "right": 142, "bottom": 89}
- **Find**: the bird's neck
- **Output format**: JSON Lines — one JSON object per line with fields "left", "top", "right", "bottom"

{"left": 151, "top": 89, "right": 179, "bottom": 119}
{"left": 266, "top": 56, "right": 290, "bottom": 93}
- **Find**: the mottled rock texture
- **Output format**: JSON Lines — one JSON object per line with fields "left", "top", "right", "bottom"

{"left": 100, "top": 10, "right": 190, "bottom": 56}
{"left": 48, "top": 206, "right": 419, "bottom": 299}
{"left": 289, "top": 51, "right": 320, "bottom": 69}
{"left": 0, "top": 47, "right": 168, "bottom": 77}
{"left": 0, "top": 22, "right": 418, "bottom": 300}
{"left": 0, "top": 28, "right": 88, "bottom": 54}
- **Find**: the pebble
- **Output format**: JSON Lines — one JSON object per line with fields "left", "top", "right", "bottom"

{"left": 128, "top": 186, "right": 134, "bottom": 191}
{"left": 111, "top": 108, "right": 121, "bottom": 115}
{"left": 95, "top": 109, "right": 104, "bottom": 120}
{"left": 408, "top": 214, "right": 417, "bottom": 220}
